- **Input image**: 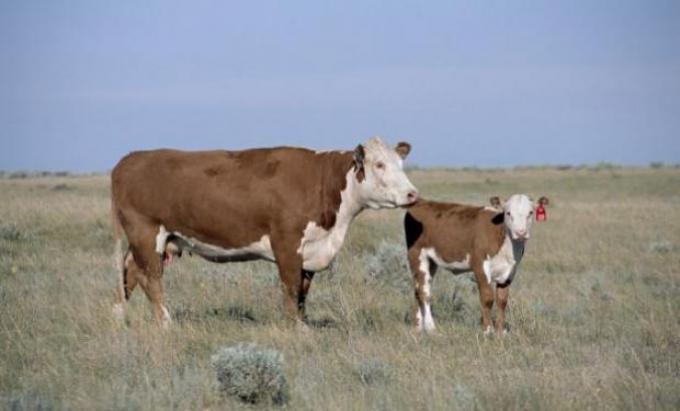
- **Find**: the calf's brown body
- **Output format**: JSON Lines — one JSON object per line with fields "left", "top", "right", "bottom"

{"left": 404, "top": 200, "right": 513, "bottom": 333}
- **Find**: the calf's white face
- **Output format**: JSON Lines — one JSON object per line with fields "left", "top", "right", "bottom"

{"left": 503, "top": 194, "right": 535, "bottom": 240}
{"left": 355, "top": 137, "right": 418, "bottom": 209}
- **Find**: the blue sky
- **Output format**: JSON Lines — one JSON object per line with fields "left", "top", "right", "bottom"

{"left": 1, "top": 1, "right": 679, "bottom": 171}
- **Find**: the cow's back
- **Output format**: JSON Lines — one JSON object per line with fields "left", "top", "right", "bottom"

{"left": 111, "top": 147, "right": 354, "bottom": 248}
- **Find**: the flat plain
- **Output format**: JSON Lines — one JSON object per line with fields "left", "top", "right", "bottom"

{"left": 1, "top": 166, "right": 679, "bottom": 410}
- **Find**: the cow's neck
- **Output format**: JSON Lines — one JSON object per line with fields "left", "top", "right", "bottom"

{"left": 332, "top": 169, "right": 365, "bottom": 237}
{"left": 298, "top": 167, "right": 365, "bottom": 272}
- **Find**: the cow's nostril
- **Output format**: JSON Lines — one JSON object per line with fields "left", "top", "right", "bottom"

{"left": 407, "top": 191, "right": 419, "bottom": 203}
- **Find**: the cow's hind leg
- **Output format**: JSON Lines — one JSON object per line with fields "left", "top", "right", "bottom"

{"left": 124, "top": 220, "right": 170, "bottom": 327}
{"left": 122, "top": 249, "right": 140, "bottom": 299}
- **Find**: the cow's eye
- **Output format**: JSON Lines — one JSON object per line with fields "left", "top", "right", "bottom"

{"left": 529, "top": 210, "right": 534, "bottom": 216}
{"left": 375, "top": 161, "right": 385, "bottom": 170}
{"left": 506, "top": 211, "right": 511, "bottom": 216}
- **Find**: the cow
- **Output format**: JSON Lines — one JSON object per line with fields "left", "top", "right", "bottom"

{"left": 111, "top": 137, "right": 418, "bottom": 326}
{"left": 403, "top": 194, "right": 548, "bottom": 335}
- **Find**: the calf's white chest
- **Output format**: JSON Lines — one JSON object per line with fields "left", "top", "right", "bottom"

{"left": 483, "top": 236, "right": 523, "bottom": 285}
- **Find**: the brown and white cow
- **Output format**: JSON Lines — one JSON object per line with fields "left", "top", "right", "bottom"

{"left": 111, "top": 137, "right": 418, "bottom": 326}
{"left": 404, "top": 195, "right": 547, "bottom": 335}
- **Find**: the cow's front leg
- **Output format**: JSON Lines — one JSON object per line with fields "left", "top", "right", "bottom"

{"left": 298, "top": 270, "right": 315, "bottom": 320}
{"left": 495, "top": 283, "right": 510, "bottom": 335}
{"left": 272, "top": 241, "right": 306, "bottom": 322}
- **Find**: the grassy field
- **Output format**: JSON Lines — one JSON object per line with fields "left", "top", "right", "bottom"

{"left": 1, "top": 167, "right": 679, "bottom": 410}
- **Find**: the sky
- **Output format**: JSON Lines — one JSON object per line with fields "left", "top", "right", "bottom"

{"left": 1, "top": 1, "right": 679, "bottom": 171}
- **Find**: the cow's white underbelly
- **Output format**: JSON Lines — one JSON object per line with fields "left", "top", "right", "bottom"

{"left": 156, "top": 225, "right": 275, "bottom": 263}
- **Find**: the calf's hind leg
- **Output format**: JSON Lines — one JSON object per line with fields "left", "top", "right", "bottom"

{"left": 408, "top": 248, "right": 436, "bottom": 332}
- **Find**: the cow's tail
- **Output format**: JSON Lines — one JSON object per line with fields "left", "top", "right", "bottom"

{"left": 111, "top": 199, "right": 126, "bottom": 319}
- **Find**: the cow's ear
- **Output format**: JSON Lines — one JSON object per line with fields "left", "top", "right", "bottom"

{"left": 489, "top": 196, "right": 502, "bottom": 209}
{"left": 353, "top": 144, "right": 365, "bottom": 169}
{"left": 395, "top": 142, "right": 411, "bottom": 159}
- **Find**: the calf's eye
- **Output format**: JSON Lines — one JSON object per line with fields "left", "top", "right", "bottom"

{"left": 376, "top": 161, "right": 385, "bottom": 170}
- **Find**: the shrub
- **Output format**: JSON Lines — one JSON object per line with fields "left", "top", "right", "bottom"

{"left": 211, "top": 343, "right": 288, "bottom": 405}
{"left": 0, "top": 225, "right": 22, "bottom": 241}
{"left": 8, "top": 171, "right": 28, "bottom": 179}
{"left": 647, "top": 241, "right": 673, "bottom": 254}
{"left": 452, "top": 383, "right": 476, "bottom": 408}
{"left": 363, "top": 241, "right": 411, "bottom": 292}
{"left": 52, "top": 183, "right": 71, "bottom": 191}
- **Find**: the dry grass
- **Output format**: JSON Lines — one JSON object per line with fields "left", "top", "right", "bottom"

{"left": 1, "top": 168, "right": 679, "bottom": 410}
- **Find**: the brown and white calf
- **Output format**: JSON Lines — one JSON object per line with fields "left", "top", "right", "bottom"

{"left": 404, "top": 195, "right": 547, "bottom": 334}
{"left": 111, "top": 137, "right": 418, "bottom": 326}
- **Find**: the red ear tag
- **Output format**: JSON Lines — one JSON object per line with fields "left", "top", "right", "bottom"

{"left": 536, "top": 204, "right": 547, "bottom": 221}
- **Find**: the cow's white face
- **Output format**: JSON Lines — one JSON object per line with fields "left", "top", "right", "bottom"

{"left": 354, "top": 137, "right": 418, "bottom": 209}
{"left": 503, "top": 194, "right": 535, "bottom": 240}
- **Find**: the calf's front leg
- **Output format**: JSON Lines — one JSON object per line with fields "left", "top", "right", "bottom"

{"left": 473, "top": 262, "right": 494, "bottom": 335}
{"left": 495, "top": 283, "right": 510, "bottom": 335}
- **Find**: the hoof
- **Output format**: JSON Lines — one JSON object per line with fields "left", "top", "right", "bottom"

{"left": 159, "top": 306, "right": 172, "bottom": 329}
{"left": 295, "top": 319, "right": 311, "bottom": 334}
{"left": 112, "top": 303, "right": 125, "bottom": 322}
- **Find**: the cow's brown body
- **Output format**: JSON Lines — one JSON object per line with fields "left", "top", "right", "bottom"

{"left": 111, "top": 138, "right": 417, "bottom": 325}
{"left": 404, "top": 199, "right": 523, "bottom": 334}
{"left": 112, "top": 148, "right": 353, "bottom": 253}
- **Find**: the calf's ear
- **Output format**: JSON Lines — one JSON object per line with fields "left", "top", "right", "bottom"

{"left": 537, "top": 196, "right": 550, "bottom": 206}
{"left": 489, "top": 196, "right": 502, "bottom": 209}
{"left": 395, "top": 142, "right": 411, "bottom": 159}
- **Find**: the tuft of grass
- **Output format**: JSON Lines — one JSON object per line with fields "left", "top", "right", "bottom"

{"left": 354, "top": 358, "right": 391, "bottom": 385}
{"left": 211, "top": 343, "right": 289, "bottom": 405}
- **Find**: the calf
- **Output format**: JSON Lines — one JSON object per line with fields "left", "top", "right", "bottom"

{"left": 404, "top": 195, "right": 547, "bottom": 334}
{"left": 111, "top": 137, "right": 418, "bottom": 326}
